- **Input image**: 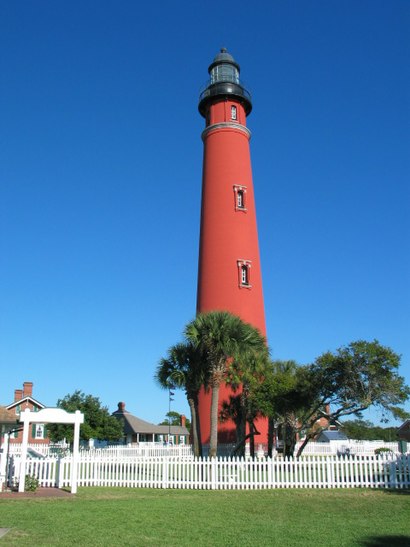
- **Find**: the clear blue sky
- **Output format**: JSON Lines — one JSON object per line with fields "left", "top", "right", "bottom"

{"left": 1, "top": 1, "right": 409, "bottom": 426}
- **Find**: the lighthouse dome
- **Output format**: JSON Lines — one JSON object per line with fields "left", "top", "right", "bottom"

{"left": 208, "top": 48, "right": 240, "bottom": 74}
{"left": 199, "top": 48, "right": 252, "bottom": 117}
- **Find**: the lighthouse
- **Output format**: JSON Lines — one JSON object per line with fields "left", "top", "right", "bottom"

{"left": 197, "top": 49, "right": 268, "bottom": 445}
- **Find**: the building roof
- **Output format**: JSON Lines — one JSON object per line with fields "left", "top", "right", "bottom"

{"left": 398, "top": 420, "right": 410, "bottom": 432}
{"left": 317, "top": 430, "right": 348, "bottom": 442}
{"left": 0, "top": 406, "right": 18, "bottom": 425}
{"left": 397, "top": 420, "right": 410, "bottom": 441}
{"left": 112, "top": 404, "right": 189, "bottom": 437}
{"left": 209, "top": 48, "right": 240, "bottom": 72}
{"left": 6, "top": 396, "right": 45, "bottom": 412}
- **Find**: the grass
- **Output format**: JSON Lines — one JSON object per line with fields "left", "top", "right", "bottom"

{"left": 0, "top": 488, "right": 409, "bottom": 546}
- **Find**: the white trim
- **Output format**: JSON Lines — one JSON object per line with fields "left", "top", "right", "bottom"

{"left": 7, "top": 397, "right": 45, "bottom": 411}
{"left": 202, "top": 122, "right": 251, "bottom": 141}
{"left": 233, "top": 185, "right": 248, "bottom": 211}
{"left": 237, "top": 259, "right": 252, "bottom": 288}
{"left": 18, "top": 408, "right": 84, "bottom": 493}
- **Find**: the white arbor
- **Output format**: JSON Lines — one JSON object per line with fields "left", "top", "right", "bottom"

{"left": 18, "top": 408, "right": 84, "bottom": 493}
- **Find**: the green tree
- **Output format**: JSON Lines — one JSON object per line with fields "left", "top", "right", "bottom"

{"left": 251, "top": 360, "right": 309, "bottom": 457}
{"left": 185, "top": 311, "right": 267, "bottom": 458}
{"left": 248, "top": 341, "right": 409, "bottom": 457}
{"left": 47, "top": 390, "right": 123, "bottom": 444}
{"left": 155, "top": 342, "right": 206, "bottom": 457}
{"left": 158, "top": 411, "right": 191, "bottom": 430}
{"left": 294, "top": 340, "right": 409, "bottom": 456}
{"left": 340, "top": 419, "right": 398, "bottom": 441}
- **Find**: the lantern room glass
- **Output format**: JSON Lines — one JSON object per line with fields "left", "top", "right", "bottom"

{"left": 210, "top": 64, "right": 240, "bottom": 85}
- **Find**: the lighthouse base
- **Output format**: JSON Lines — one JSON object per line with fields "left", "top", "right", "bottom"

{"left": 198, "top": 384, "right": 269, "bottom": 454}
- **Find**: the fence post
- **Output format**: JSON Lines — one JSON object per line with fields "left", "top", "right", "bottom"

{"left": 211, "top": 458, "right": 217, "bottom": 490}
{"left": 7, "top": 455, "right": 17, "bottom": 490}
{"left": 388, "top": 455, "right": 396, "bottom": 489}
{"left": 162, "top": 457, "right": 168, "bottom": 489}
{"left": 55, "top": 457, "right": 61, "bottom": 488}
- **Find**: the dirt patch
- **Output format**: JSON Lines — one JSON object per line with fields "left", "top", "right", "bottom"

{"left": 0, "top": 487, "right": 73, "bottom": 499}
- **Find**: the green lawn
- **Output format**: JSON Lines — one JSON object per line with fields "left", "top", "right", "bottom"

{"left": 1, "top": 488, "right": 409, "bottom": 546}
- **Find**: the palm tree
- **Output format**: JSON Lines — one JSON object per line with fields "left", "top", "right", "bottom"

{"left": 155, "top": 342, "right": 206, "bottom": 457}
{"left": 223, "top": 351, "right": 271, "bottom": 457}
{"left": 185, "top": 311, "right": 267, "bottom": 458}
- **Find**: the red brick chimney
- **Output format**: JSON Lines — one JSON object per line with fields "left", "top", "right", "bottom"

{"left": 180, "top": 414, "right": 186, "bottom": 428}
{"left": 14, "top": 389, "right": 23, "bottom": 402}
{"left": 118, "top": 402, "right": 126, "bottom": 412}
{"left": 23, "top": 382, "right": 33, "bottom": 398}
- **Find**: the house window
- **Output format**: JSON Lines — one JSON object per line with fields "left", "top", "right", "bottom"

{"left": 15, "top": 404, "right": 21, "bottom": 415}
{"left": 233, "top": 185, "right": 247, "bottom": 211}
{"left": 32, "top": 424, "right": 45, "bottom": 439}
{"left": 231, "top": 105, "right": 237, "bottom": 120}
{"left": 179, "top": 435, "right": 186, "bottom": 445}
{"left": 237, "top": 260, "right": 252, "bottom": 288}
{"left": 35, "top": 425, "right": 44, "bottom": 439}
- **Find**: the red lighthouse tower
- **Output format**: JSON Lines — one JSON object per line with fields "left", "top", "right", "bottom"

{"left": 197, "top": 49, "right": 267, "bottom": 446}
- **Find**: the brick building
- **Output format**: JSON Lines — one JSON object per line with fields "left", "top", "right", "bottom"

{"left": 5, "top": 382, "right": 49, "bottom": 444}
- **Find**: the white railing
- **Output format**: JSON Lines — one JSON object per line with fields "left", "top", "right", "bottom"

{"left": 6, "top": 443, "right": 193, "bottom": 459}
{"left": 8, "top": 453, "right": 410, "bottom": 491}
{"left": 7, "top": 442, "right": 70, "bottom": 457}
{"left": 84, "top": 445, "right": 194, "bottom": 458}
{"left": 4, "top": 440, "right": 404, "bottom": 460}
{"left": 294, "top": 440, "right": 403, "bottom": 456}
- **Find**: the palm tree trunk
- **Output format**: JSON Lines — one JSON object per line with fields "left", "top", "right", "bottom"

{"left": 187, "top": 396, "right": 200, "bottom": 458}
{"left": 209, "top": 382, "right": 220, "bottom": 458}
{"left": 193, "top": 394, "right": 203, "bottom": 457}
{"left": 249, "top": 421, "right": 255, "bottom": 458}
{"left": 284, "top": 423, "right": 296, "bottom": 458}
{"left": 248, "top": 421, "right": 260, "bottom": 458}
{"left": 267, "top": 417, "right": 274, "bottom": 458}
{"left": 236, "top": 391, "right": 246, "bottom": 458}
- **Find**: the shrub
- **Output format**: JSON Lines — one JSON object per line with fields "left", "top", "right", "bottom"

{"left": 24, "top": 474, "right": 40, "bottom": 492}
{"left": 374, "top": 447, "right": 393, "bottom": 455}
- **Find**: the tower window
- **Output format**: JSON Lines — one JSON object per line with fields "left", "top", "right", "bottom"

{"left": 233, "top": 185, "right": 247, "bottom": 211}
{"left": 241, "top": 265, "right": 248, "bottom": 285}
{"left": 231, "top": 105, "right": 237, "bottom": 120}
{"left": 237, "top": 260, "right": 252, "bottom": 288}
{"left": 237, "top": 189, "right": 244, "bottom": 208}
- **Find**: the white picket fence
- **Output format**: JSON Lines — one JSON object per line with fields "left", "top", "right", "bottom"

{"left": 91, "top": 445, "right": 194, "bottom": 458}
{"left": 7, "top": 440, "right": 402, "bottom": 459}
{"left": 8, "top": 453, "right": 410, "bottom": 491}
{"left": 7, "top": 442, "right": 70, "bottom": 457}
{"left": 6, "top": 443, "right": 193, "bottom": 459}
{"left": 294, "top": 440, "right": 402, "bottom": 456}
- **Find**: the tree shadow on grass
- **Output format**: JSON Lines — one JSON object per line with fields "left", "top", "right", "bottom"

{"left": 379, "top": 488, "right": 410, "bottom": 496}
{"left": 360, "top": 536, "right": 410, "bottom": 547}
